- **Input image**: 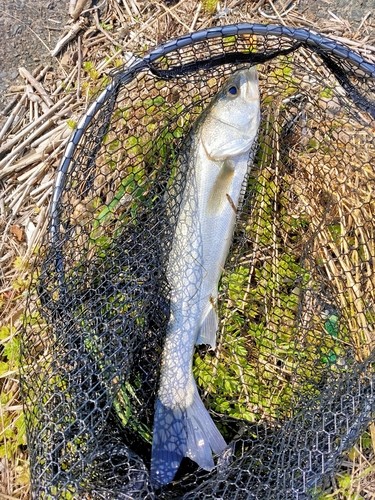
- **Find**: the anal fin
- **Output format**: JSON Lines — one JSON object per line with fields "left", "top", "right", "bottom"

{"left": 196, "top": 303, "right": 219, "bottom": 348}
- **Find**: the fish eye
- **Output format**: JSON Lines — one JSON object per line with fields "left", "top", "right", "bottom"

{"left": 227, "top": 85, "right": 238, "bottom": 96}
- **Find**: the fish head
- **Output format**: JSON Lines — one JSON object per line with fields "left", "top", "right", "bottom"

{"left": 200, "top": 67, "right": 260, "bottom": 161}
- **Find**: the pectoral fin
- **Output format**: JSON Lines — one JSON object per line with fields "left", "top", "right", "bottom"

{"left": 196, "top": 302, "right": 219, "bottom": 348}
{"left": 206, "top": 160, "right": 234, "bottom": 216}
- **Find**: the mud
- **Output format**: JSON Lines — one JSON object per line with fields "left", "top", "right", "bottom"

{"left": 0, "top": 0, "right": 68, "bottom": 109}
{"left": 298, "top": 0, "right": 375, "bottom": 25}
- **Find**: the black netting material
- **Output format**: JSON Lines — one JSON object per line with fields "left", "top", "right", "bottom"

{"left": 22, "top": 24, "right": 375, "bottom": 499}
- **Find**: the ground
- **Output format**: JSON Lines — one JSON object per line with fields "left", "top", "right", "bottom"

{"left": 0, "top": 1, "right": 68, "bottom": 109}
{"left": 1, "top": 0, "right": 375, "bottom": 110}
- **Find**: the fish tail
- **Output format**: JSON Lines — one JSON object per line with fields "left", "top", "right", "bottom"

{"left": 150, "top": 398, "right": 187, "bottom": 487}
{"left": 150, "top": 381, "right": 227, "bottom": 487}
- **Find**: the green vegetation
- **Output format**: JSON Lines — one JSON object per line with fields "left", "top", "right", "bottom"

{"left": 0, "top": 256, "right": 32, "bottom": 491}
{"left": 201, "top": 0, "right": 217, "bottom": 14}
{"left": 80, "top": 303, "right": 152, "bottom": 443}
{"left": 192, "top": 91, "right": 352, "bottom": 435}
{"left": 192, "top": 168, "right": 344, "bottom": 426}
{"left": 81, "top": 61, "right": 111, "bottom": 98}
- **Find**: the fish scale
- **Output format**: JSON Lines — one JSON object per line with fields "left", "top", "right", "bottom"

{"left": 151, "top": 67, "right": 261, "bottom": 487}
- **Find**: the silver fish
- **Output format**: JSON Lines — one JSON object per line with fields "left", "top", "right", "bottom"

{"left": 151, "top": 67, "right": 261, "bottom": 486}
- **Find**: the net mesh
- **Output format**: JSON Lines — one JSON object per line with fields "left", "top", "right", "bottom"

{"left": 21, "top": 24, "right": 375, "bottom": 499}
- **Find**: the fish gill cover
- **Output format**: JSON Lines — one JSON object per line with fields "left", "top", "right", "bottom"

{"left": 22, "top": 24, "right": 375, "bottom": 499}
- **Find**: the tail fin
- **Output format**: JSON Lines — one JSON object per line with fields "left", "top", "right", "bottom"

{"left": 150, "top": 381, "right": 227, "bottom": 487}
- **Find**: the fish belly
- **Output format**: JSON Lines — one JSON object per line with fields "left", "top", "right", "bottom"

{"left": 195, "top": 148, "right": 250, "bottom": 345}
